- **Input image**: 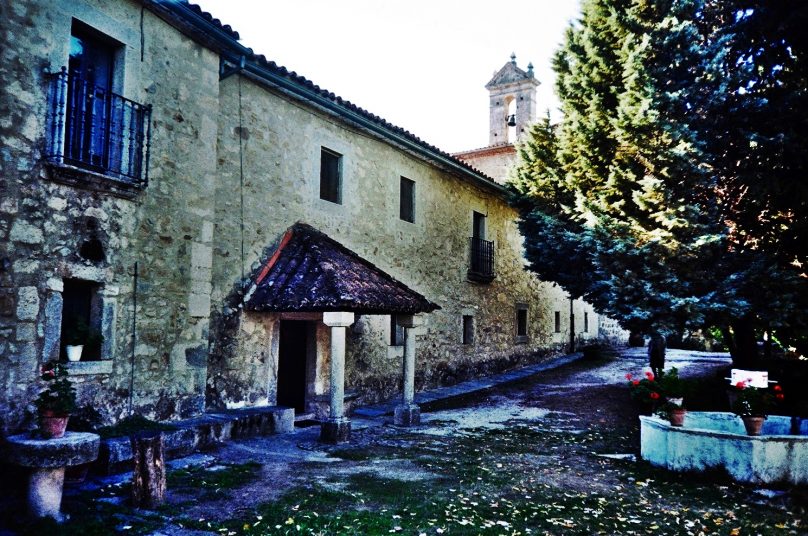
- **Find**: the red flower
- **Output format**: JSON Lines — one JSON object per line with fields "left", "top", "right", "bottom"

{"left": 632, "top": 380, "right": 640, "bottom": 386}
{"left": 649, "top": 392, "right": 660, "bottom": 400}
{"left": 776, "top": 393, "right": 785, "bottom": 401}
{"left": 645, "top": 371, "right": 655, "bottom": 381}
{"left": 625, "top": 373, "right": 633, "bottom": 381}
{"left": 773, "top": 385, "right": 783, "bottom": 392}
{"left": 735, "top": 381, "right": 746, "bottom": 389}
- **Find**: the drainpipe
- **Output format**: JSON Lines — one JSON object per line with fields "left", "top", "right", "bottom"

{"left": 569, "top": 297, "right": 575, "bottom": 353}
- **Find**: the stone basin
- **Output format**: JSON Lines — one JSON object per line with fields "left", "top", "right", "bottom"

{"left": 3, "top": 432, "right": 100, "bottom": 521}
{"left": 640, "top": 412, "right": 808, "bottom": 485}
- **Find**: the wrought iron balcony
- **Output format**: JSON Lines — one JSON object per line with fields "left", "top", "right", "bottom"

{"left": 46, "top": 67, "right": 151, "bottom": 184}
{"left": 468, "top": 237, "right": 496, "bottom": 283}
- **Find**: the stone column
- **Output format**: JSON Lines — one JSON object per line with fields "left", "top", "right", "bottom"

{"left": 394, "top": 314, "right": 424, "bottom": 426}
{"left": 320, "top": 311, "right": 354, "bottom": 443}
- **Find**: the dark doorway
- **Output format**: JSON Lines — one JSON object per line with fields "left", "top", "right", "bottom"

{"left": 278, "top": 320, "right": 309, "bottom": 412}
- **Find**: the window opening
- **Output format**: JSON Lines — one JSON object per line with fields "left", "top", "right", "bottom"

{"left": 516, "top": 305, "right": 528, "bottom": 340}
{"left": 61, "top": 279, "right": 103, "bottom": 361}
{"left": 554, "top": 311, "right": 561, "bottom": 333}
{"left": 462, "top": 315, "right": 474, "bottom": 345}
{"left": 399, "top": 177, "right": 415, "bottom": 223}
{"left": 584, "top": 312, "right": 589, "bottom": 332}
{"left": 320, "top": 147, "right": 342, "bottom": 204}
{"left": 506, "top": 97, "right": 517, "bottom": 143}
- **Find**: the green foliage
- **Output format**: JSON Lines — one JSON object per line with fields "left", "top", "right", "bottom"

{"left": 34, "top": 361, "right": 77, "bottom": 416}
{"left": 627, "top": 371, "right": 663, "bottom": 407}
{"left": 731, "top": 383, "right": 782, "bottom": 418}
{"left": 510, "top": 0, "right": 808, "bottom": 362}
{"left": 96, "top": 414, "right": 177, "bottom": 439}
{"left": 67, "top": 404, "right": 104, "bottom": 432}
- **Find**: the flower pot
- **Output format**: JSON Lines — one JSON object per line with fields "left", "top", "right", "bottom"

{"left": 742, "top": 416, "right": 766, "bottom": 436}
{"left": 39, "top": 411, "right": 70, "bottom": 439}
{"left": 668, "top": 408, "right": 687, "bottom": 427}
{"left": 66, "top": 345, "right": 84, "bottom": 362}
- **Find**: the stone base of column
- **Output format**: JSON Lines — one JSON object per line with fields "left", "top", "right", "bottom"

{"left": 320, "top": 418, "right": 351, "bottom": 443}
{"left": 29, "top": 467, "right": 66, "bottom": 521}
{"left": 394, "top": 404, "right": 421, "bottom": 427}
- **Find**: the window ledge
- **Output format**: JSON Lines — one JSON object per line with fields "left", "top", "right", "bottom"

{"left": 387, "top": 345, "right": 404, "bottom": 359}
{"left": 45, "top": 162, "right": 145, "bottom": 200}
{"left": 515, "top": 335, "right": 529, "bottom": 344}
{"left": 64, "top": 360, "right": 113, "bottom": 375}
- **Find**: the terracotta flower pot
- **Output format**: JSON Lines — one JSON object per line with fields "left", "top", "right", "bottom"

{"left": 742, "top": 415, "right": 766, "bottom": 436}
{"left": 39, "top": 411, "right": 70, "bottom": 439}
{"left": 668, "top": 408, "right": 687, "bottom": 427}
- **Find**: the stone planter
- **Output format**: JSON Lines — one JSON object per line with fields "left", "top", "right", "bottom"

{"left": 65, "top": 345, "right": 84, "bottom": 362}
{"left": 742, "top": 415, "right": 766, "bottom": 436}
{"left": 39, "top": 412, "right": 69, "bottom": 439}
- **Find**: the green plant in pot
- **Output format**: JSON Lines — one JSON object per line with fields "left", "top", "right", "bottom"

{"left": 34, "top": 361, "right": 77, "bottom": 439}
{"left": 63, "top": 318, "right": 104, "bottom": 361}
{"left": 731, "top": 381, "right": 784, "bottom": 436}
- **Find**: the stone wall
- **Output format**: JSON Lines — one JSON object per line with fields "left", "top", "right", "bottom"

{"left": 205, "top": 75, "right": 598, "bottom": 410}
{"left": 0, "top": 0, "right": 220, "bottom": 431}
{"left": 453, "top": 145, "right": 517, "bottom": 186}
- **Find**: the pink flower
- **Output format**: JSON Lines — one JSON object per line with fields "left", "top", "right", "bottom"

{"left": 632, "top": 380, "right": 640, "bottom": 386}
{"left": 649, "top": 392, "right": 660, "bottom": 400}
{"left": 625, "top": 373, "right": 633, "bottom": 381}
{"left": 735, "top": 381, "right": 746, "bottom": 389}
{"left": 773, "top": 385, "right": 783, "bottom": 392}
{"left": 776, "top": 393, "right": 785, "bottom": 401}
{"left": 645, "top": 371, "right": 654, "bottom": 381}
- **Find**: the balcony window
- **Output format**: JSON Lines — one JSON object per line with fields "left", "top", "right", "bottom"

{"left": 468, "top": 212, "right": 495, "bottom": 282}
{"left": 46, "top": 24, "right": 151, "bottom": 184}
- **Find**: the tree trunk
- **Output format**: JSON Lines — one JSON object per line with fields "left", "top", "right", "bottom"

{"left": 729, "top": 317, "right": 760, "bottom": 369}
{"left": 130, "top": 433, "right": 166, "bottom": 509}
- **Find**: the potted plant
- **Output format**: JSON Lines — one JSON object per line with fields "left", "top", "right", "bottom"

{"left": 627, "top": 371, "right": 663, "bottom": 414}
{"left": 658, "top": 367, "right": 688, "bottom": 413}
{"left": 63, "top": 317, "right": 89, "bottom": 362}
{"left": 34, "top": 361, "right": 77, "bottom": 438}
{"left": 731, "top": 381, "right": 784, "bottom": 435}
{"left": 62, "top": 318, "right": 104, "bottom": 361}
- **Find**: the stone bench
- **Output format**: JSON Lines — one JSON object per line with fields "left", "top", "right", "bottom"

{"left": 3, "top": 432, "right": 100, "bottom": 521}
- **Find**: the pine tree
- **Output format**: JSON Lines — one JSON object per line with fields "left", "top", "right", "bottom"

{"left": 511, "top": 0, "right": 808, "bottom": 364}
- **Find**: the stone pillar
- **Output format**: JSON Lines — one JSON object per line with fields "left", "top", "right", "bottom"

{"left": 320, "top": 312, "right": 354, "bottom": 443}
{"left": 394, "top": 314, "right": 425, "bottom": 426}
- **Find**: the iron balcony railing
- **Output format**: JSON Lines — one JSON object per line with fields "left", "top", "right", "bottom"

{"left": 46, "top": 67, "right": 151, "bottom": 184}
{"left": 469, "top": 237, "right": 495, "bottom": 281}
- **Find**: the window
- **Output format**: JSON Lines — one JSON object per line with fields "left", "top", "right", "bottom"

{"left": 584, "top": 312, "right": 589, "bottom": 332}
{"left": 399, "top": 177, "right": 415, "bottom": 223}
{"left": 554, "top": 311, "right": 561, "bottom": 333}
{"left": 61, "top": 279, "right": 103, "bottom": 361}
{"left": 462, "top": 315, "right": 474, "bottom": 345}
{"left": 469, "top": 211, "right": 495, "bottom": 282}
{"left": 516, "top": 304, "right": 528, "bottom": 342}
{"left": 45, "top": 21, "right": 151, "bottom": 184}
{"left": 390, "top": 315, "right": 405, "bottom": 346}
{"left": 320, "top": 148, "right": 342, "bottom": 204}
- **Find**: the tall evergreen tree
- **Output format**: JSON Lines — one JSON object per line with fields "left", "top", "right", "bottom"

{"left": 511, "top": 0, "right": 808, "bottom": 365}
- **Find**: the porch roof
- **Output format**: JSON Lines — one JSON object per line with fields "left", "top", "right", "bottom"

{"left": 243, "top": 223, "right": 440, "bottom": 315}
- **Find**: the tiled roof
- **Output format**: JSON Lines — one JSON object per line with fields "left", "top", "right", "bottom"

{"left": 149, "top": 1, "right": 504, "bottom": 194}
{"left": 244, "top": 223, "right": 440, "bottom": 314}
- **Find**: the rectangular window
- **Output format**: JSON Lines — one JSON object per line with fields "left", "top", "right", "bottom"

{"left": 320, "top": 147, "right": 342, "bottom": 204}
{"left": 390, "top": 315, "right": 405, "bottom": 346}
{"left": 472, "top": 211, "right": 486, "bottom": 239}
{"left": 554, "top": 311, "right": 561, "bottom": 333}
{"left": 61, "top": 279, "right": 103, "bottom": 361}
{"left": 516, "top": 304, "right": 528, "bottom": 342}
{"left": 399, "top": 177, "right": 415, "bottom": 223}
{"left": 462, "top": 315, "right": 474, "bottom": 345}
{"left": 584, "top": 312, "right": 589, "bottom": 332}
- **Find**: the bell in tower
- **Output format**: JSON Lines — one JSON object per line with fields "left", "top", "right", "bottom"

{"left": 485, "top": 53, "right": 540, "bottom": 146}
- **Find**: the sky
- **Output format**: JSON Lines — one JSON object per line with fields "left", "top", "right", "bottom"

{"left": 193, "top": 0, "right": 582, "bottom": 153}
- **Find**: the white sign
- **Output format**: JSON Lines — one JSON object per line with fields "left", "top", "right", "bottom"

{"left": 730, "top": 369, "right": 769, "bottom": 389}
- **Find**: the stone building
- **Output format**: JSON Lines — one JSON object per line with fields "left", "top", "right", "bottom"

{"left": 0, "top": 0, "right": 610, "bottom": 437}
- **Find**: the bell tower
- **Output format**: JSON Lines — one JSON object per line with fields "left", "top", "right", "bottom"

{"left": 486, "top": 53, "right": 539, "bottom": 145}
